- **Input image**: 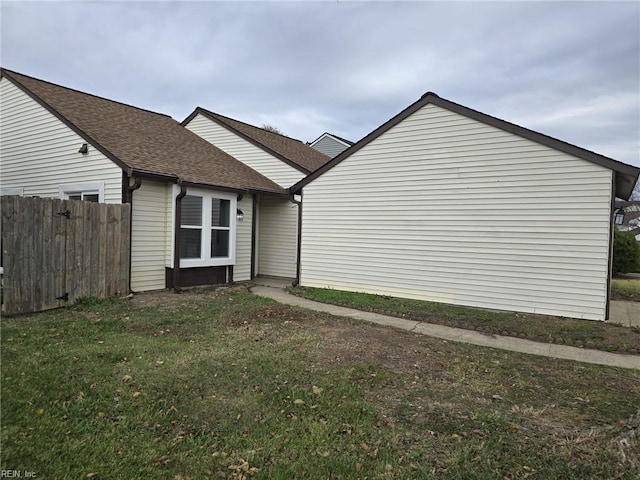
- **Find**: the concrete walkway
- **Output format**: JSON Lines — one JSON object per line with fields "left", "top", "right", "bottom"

{"left": 609, "top": 300, "right": 640, "bottom": 328}
{"left": 251, "top": 281, "right": 640, "bottom": 371}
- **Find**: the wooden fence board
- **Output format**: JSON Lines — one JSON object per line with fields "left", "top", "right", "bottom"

{"left": 52, "top": 200, "right": 66, "bottom": 309}
{"left": 1, "top": 197, "right": 131, "bottom": 315}
{"left": 119, "top": 205, "right": 131, "bottom": 296}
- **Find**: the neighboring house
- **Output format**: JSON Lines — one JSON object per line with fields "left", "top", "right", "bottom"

{"left": 292, "top": 92, "right": 640, "bottom": 321}
{"left": 308, "top": 132, "right": 353, "bottom": 158}
{"left": 182, "top": 107, "right": 329, "bottom": 278}
{"left": 614, "top": 200, "right": 640, "bottom": 240}
{"left": 0, "top": 68, "right": 287, "bottom": 292}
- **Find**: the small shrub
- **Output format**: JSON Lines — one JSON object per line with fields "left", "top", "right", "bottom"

{"left": 613, "top": 229, "right": 640, "bottom": 275}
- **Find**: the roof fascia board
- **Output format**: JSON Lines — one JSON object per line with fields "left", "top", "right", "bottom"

{"left": 428, "top": 94, "right": 640, "bottom": 177}
{"left": 292, "top": 92, "right": 639, "bottom": 193}
{"left": 1, "top": 70, "right": 132, "bottom": 175}
{"left": 188, "top": 108, "right": 311, "bottom": 175}
{"left": 131, "top": 169, "right": 286, "bottom": 196}
{"left": 182, "top": 180, "right": 287, "bottom": 196}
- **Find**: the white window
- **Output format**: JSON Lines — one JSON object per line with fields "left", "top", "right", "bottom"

{"left": 59, "top": 182, "right": 104, "bottom": 202}
{"left": 175, "top": 187, "right": 237, "bottom": 267}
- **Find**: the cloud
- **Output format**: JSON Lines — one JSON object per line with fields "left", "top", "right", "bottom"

{"left": 1, "top": 0, "right": 638, "bottom": 165}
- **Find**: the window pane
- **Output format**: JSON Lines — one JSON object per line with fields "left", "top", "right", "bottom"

{"left": 180, "top": 228, "right": 201, "bottom": 259}
{"left": 211, "top": 199, "right": 230, "bottom": 227}
{"left": 181, "top": 195, "right": 202, "bottom": 226}
{"left": 211, "top": 230, "right": 229, "bottom": 257}
{"left": 68, "top": 194, "right": 82, "bottom": 201}
{"left": 83, "top": 194, "right": 99, "bottom": 202}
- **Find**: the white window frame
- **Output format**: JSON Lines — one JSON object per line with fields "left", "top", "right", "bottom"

{"left": 59, "top": 182, "right": 104, "bottom": 202}
{"left": 171, "top": 185, "right": 237, "bottom": 268}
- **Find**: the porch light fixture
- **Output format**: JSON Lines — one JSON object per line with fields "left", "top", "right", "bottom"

{"left": 236, "top": 208, "right": 244, "bottom": 222}
{"left": 78, "top": 143, "right": 88, "bottom": 154}
{"left": 614, "top": 208, "right": 625, "bottom": 226}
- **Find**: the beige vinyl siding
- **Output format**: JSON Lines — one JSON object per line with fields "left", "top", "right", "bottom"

{"left": 301, "top": 103, "right": 613, "bottom": 321}
{"left": 0, "top": 77, "right": 122, "bottom": 202}
{"left": 258, "top": 196, "right": 297, "bottom": 278}
{"left": 131, "top": 180, "right": 171, "bottom": 291}
{"left": 235, "top": 195, "right": 254, "bottom": 281}
{"left": 185, "top": 113, "right": 305, "bottom": 187}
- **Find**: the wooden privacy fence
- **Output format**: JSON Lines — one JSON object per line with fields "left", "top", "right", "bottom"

{"left": 1, "top": 196, "right": 131, "bottom": 315}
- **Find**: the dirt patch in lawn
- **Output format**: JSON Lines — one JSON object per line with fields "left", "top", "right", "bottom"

{"left": 130, "top": 284, "right": 252, "bottom": 309}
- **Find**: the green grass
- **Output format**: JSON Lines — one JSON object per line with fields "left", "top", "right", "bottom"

{"left": 289, "top": 286, "right": 640, "bottom": 354}
{"left": 612, "top": 277, "right": 640, "bottom": 302}
{"left": 2, "top": 287, "right": 640, "bottom": 479}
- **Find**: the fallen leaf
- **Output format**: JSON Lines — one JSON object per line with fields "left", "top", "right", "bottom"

{"left": 86, "top": 474, "right": 98, "bottom": 479}
{"left": 123, "top": 374, "right": 132, "bottom": 382}
{"left": 36, "top": 408, "right": 44, "bottom": 415}
{"left": 98, "top": 412, "right": 106, "bottom": 418}
{"left": 293, "top": 399, "right": 305, "bottom": 405}
{"left": 312, "top": 385, "right": 323, "bottom": 395}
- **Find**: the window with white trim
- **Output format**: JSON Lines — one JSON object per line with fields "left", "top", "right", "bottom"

{"left": 59, "top": 182, "right": 104, "bottom": 202}
{"left": 177, "top": 189, "right": 237, "bottom": 267}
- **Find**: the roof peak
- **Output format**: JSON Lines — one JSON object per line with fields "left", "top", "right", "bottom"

{"left": 195, "top": 106, "right": 304, "bottom": 143}
{"left": 420, "top": 91, "right": 440, "bottom": 100}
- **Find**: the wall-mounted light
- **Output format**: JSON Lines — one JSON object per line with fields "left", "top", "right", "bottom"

{"left": 236, "top": 208, "right": 244, "bottom": 222}
{"left": 614, "top": 208, "right": 625, "bottom": 226}
{"left": 78, "top": 143, "right": 88, "bottom": 154}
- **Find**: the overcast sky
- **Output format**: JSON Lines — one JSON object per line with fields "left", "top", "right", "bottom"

{"left": 2, "top": 1, "right": 639, "bottom": 166}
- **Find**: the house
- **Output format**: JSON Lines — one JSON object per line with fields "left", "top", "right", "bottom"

{"left": 614, "top": 200, "right": 640, "bottom": 241}
{"left": 291, "top": 92, "right": 640, "bottom": 321}
{"left": 4, "top": 68, "right": 639, "bottom": 321}
{"left": 0, "top": 68, "right": 296, "bottom": 292}
{"left": 308, "top": 132, "right": 353, "bottom": 158}
{"left": 182, "top": 107, "right": 329, "bottom": 279}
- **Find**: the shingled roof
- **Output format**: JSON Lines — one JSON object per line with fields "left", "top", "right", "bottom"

{"left": 0, "top": 69, "right": 286, "bottom": 195}
{"left": 183, "top": 107, "right": 331, "bottom": 173}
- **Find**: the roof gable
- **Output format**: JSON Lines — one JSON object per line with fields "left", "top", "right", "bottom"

{"left": 293, "top": 92, "right": 640, "bottom": 200}
{"left": 183, "top": 107, "right": 330, "bottom": 173}
{"left": 309, "top": 132, "right": 354, "bottom": 148}
{"left": 1, "top": 69, "right": 285, "bottom": 195}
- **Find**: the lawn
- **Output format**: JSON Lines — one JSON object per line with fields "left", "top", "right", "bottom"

{"left": 2, "top": 287, "right": 639, "bottom": 479}
{"left": 290, "top": 286, "right": 640, "bottom": 354}
{"left": 612, "top": 277, "right": 640, "bottom": 302}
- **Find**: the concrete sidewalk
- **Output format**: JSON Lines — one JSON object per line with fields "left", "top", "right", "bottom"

{"left": 609, "top": 300, "right": 640, "bottom": 328}
{"left": 251, "top": 282, "right": 640, "bottom": 371}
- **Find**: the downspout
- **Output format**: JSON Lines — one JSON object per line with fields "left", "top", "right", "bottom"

{"left": 606, "top": 172, "right": 616, "bottom": 321}
{"left": 289, "top": 191, "right": 303, "bottom": 286}
{"left": 250, "top": 194, "right": 257, "bottom": 279}
{"left": 229, "top": 193, "right": 244, "bottom": 284}
{"left": 173, "top": 179, "right": 187, "bottom": 293}
{"left": 124, "top": 174, "right": 142, "bottom": 294}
